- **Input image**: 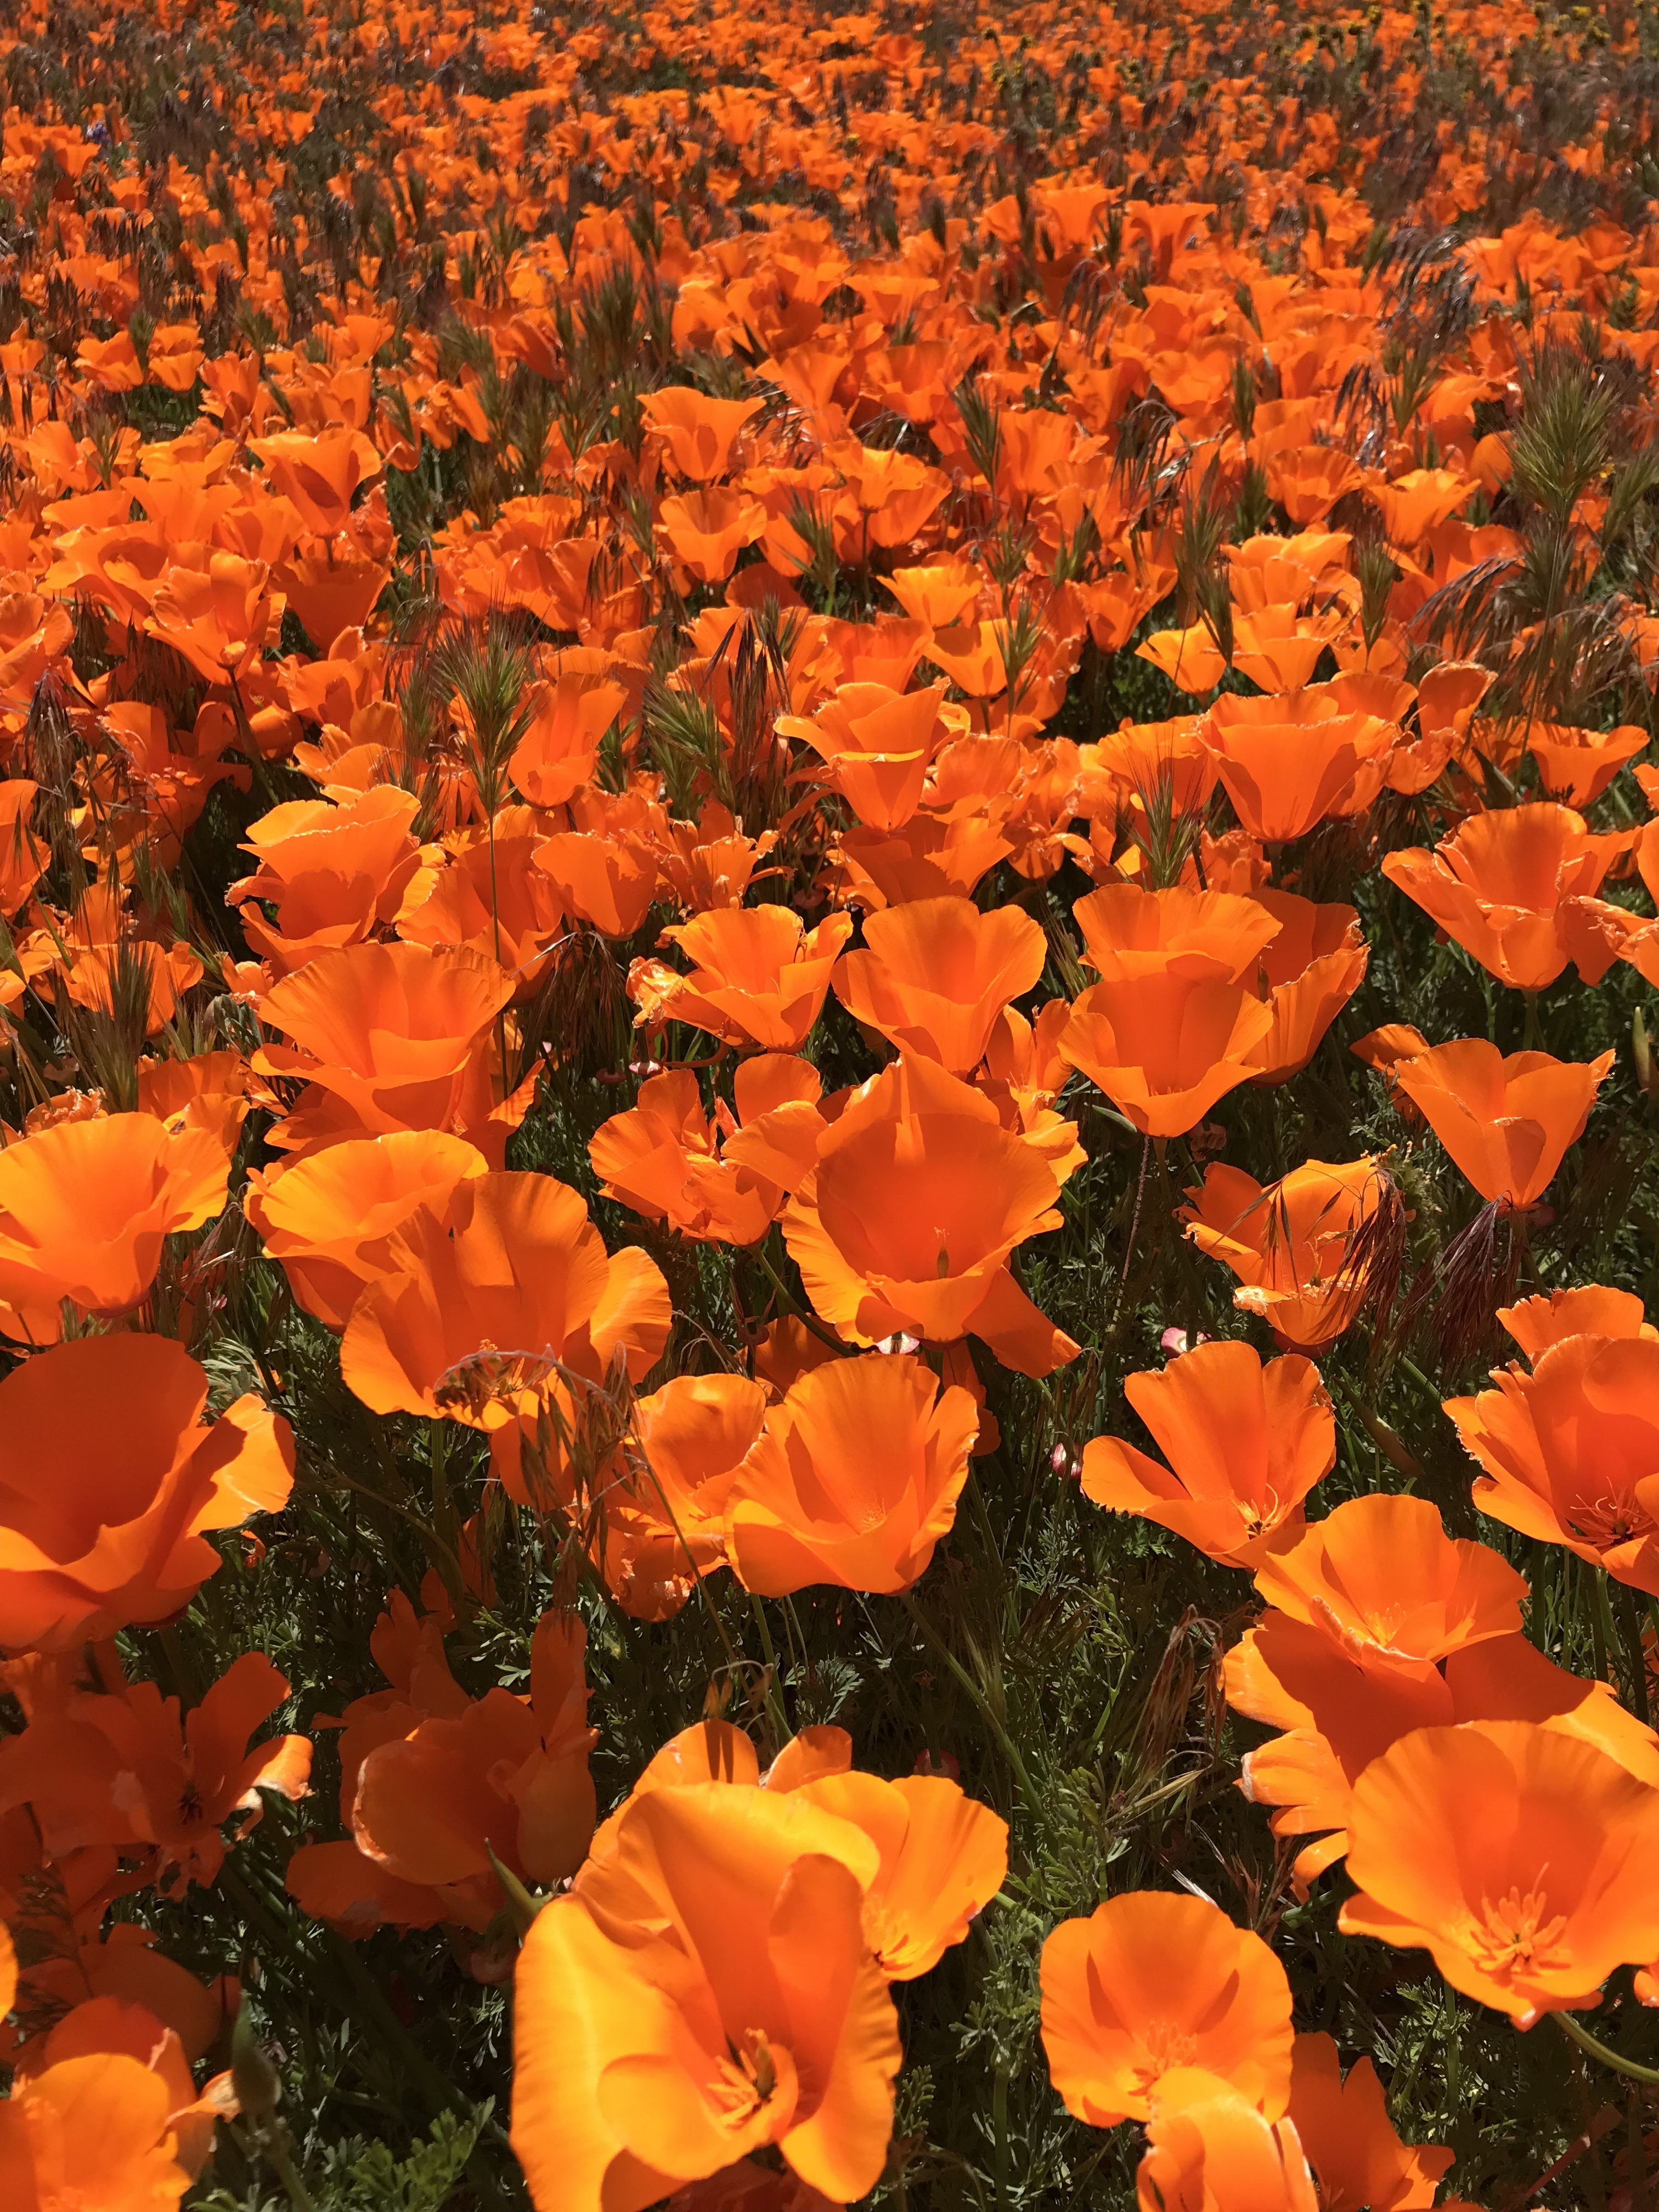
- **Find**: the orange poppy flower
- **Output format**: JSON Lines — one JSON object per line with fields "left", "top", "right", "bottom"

{"left": 831, "top": 896, "right": 1047, "bottom": 1074}
{"left": 589, "top": 1057, "right": 823, "bottom": 1248}
{"left": 0, "top": 1335, "right": 292, "bottom": 1651}
{"left": 510, "top": 1783, "right": 901, "bottom": 2210}
{"left": 1245, "top": 893, "right": 1369, "bottom": 1085}
{"left": 1445, "top": 1329, "right": 1659, "bottom": 1594}
{"left": 0, "top": 2045, "right": 191, "bottom": 2210}
{"left": 1380, "top": 803, "right": 1625, "bottom": 991}
{"left": 244, "top": 1130, "right": 490, "bottom": 1329}
{"left": 659, "top": 487, "right": 769, "bottom": 583}
{"left": 249, "top": 425, "right": 382, "bottom": 537}
{"left": 1058, "top": 969, "right": 1274, "bottom": 1137}
{"left": 781, "top": 1053, "right": 1080, "bottom": 1375}
{"left": 723, "top": 1352, "right": 978, "bottom": 1594}
{"left": 1071, "top": 883, "right": 1281, "bottom": 984}
{"left": 638, "top": 907, "right": 853, "bottom": 1052}
{"left": 0, "top": 1650, "right": 310, "bottom": 1898}
{"left": 1497, "top": 1282, "right": 1656, "bottom": 1361}
{"left": 11, "top": 1989, "right": 236, "bottom": 2183}
{"left": 778, "top": 682, "right": 959, "bottom": 830}
{"left": 1039, "top": 1891, "right": 1294, "bottom": 2127}
{"left": 341, "top": 1171, "right": 670, "bottom": 1427}
{"left": 1136, "top": 2082, "right": 1318, "bottom": 2212}
{"left": 509, "top": 669, "right": 629, "bottom": 808}
{"left": 591, "top": 1372, "right": 769, "bottom": 1618}
{"left": 253, "top": 940, "right": 521, "bottom": 1162}
{"left": 535, "top": 828, "right": 659, "bottom": 939}
{"left": 1204, "top": 689, "right": 1392, "bottom": 843}
{"left": 1181, "top": 1155, "right": 1392, "bottom": 1349}
{"left": 1340, "top": 1720, "right": 1659, "bottom": 2025}
{"left": 1286, "top": 2032, "right": 1453, "bottom": 2212}
{"left": 0, "top": 1115, "right": 229, "bottom": 1345}
{"left": 1085, "top": 715, "right": 1218, "bottom": 826}
{"left": 641, "top": 387, "right": 763, "bottom": 479}
{"left": 0, "top": 776, "right": 44, "bottom": 916}
{"left": 227, "top": 786, "right": 423, "bottom": 976}
{"left": 349, "top": 1612, "right": 597, "bottom": 1916}
{"left": 1080, "top": 1340, "right": 1333, "bottom": 1567}
{"left": 1252, "top": 1493, "right": 1527, "bottom": 1684}
{"left": 1390, "top": 1039, "right": 1612, "bottom": 1210}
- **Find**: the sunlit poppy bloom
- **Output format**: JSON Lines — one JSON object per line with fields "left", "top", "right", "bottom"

{"left": 1496, "top": 1282, "right": 1656, "bottom": 1361}
{"left": 642, "top": 387, "right": 763, "bottom": 480}
{"left": 249, "top": 425, "right": 382, "bottom": 535}
{"left": 594, "top": 1373, "right": 769, "bottom": 1620}
{"left": 1040, "top": 1891, "right": 1294, "bottom": 2127}
{"left": 1081, "top": 1340, "right": 1334, "bottom": 1566}
{"left": 1059, "top": 969, "right": 1274, "bottom": 1137}
{"left": 511, "top": 1783, "right": 901, "bottom": 2210}
{"left": 1205, "top": 690, "right": 1391, "bottom": 842}
{"left": 1445, "top": 1329, "right": 1659, "bottom": 1594}
{"left": 0, "top": 1335, "right": 292, "bottom": 1650}
{"left": 397, "top": 810, "right": 567, "bottom": 986}
{"left": 1181, "top": 1155, "right": 1393, "bottom": 1349}
{"left": 244, "top": 1130, "right": 490, "bottom": 1329}
{"left": 724, "top": 1352, "right": 978, "bottom": 1595}
{"left": 1286, "top": 2032, "right": 1453, "bottom": 2212}
{"left": 342, "top": 1171, "right": 671, "bottom": 1427}
{"left": 1252, "top": 1493, "right": 1527, "bottom": 1683}
{"left": 11, "top": 1990, "right": 237, "bottom": 2181}
{"left": 1071, "top": 883, "right": 1281, "bottom": 984}
{"left": 659, "top": 486, "right": 769, "bottom": 582}
{"left": 639, "top": 907, "right": 853, "bottom": 1052}
{"left": 1391, "top": 1039, "right": 1612, "bottom": 1209}
{"left": 1245, "top": 893, "right": 1369, "bottom": 1085}
{"left": 590, "top": 1059, "right": 823, "bottom": 1247}
{"left": 227, "top": 786, "right": 423, "bottom": 976}
{"left": 1340, "top": 1720, "right": 1659, "bottom": 2024}
{"left": 778, "top": 683, "right": 959, "bottom": 830}
{"left": 832, "top": 896, "right": 1047, "bottom": 1074}
{"left": 781, "top": 1053, "right": 1080, "bottom": 1375}
{"left": 1136, "top": 2081, "right": 1318, "bottom": 2212}
{"left": 535, "top": 828, "right": 659, "bottom": 940}
{"left": 0, "top": 2045, "right": 192, "bottom": 2210}
{"left": 509, "top": 669, "right": 629, "bottom": 809}
{"left": 1380, "top": 803, "right": 1626, "bottom": 991}
{"left": 0, "top": 1115, "right": 229, "bottom": 1344}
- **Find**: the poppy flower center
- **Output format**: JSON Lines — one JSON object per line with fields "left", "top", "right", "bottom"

{"left": 1465, "top": 1884, "right": 1570, "bottom": 1979}
{"left": 715, "top": 2027, "right": 781, "bottom": 2120}
{"left": 1565, "top": 1487, "right": 1658, "bottom": 1553}
{"left": 1133, "top": 2017, "right": 1200, "bottom": 2086}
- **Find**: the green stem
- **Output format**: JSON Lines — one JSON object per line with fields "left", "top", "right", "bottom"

{"left": 1555, "top": 2010, "right": 1659, "bottom": 2087}
{"left": 261, "top": 2123, "right": 319, "bottom": 2212}
{"left": 749, "top": 1595, "right": 793, "bottom": 1747}
{"left": 752, "top": 1241, "right": 847, "bottom": 1355}
{"left": 899, "top": 1592, "right": 1037, "bottom": 1808}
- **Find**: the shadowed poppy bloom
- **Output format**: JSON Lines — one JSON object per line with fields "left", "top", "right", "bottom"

{"left": 534, "top": 827, "right": 659, "bottom": 940}
{"left": 832, "top": 896, "right": 1047, "bottom": 1074}
{"left": 1181, "top": 1155, "right": 1393, "bottom": 1349}
{"left": 0, "top": 1115, "right": 229, "bottom": 1344}
{"left": 1445, "top": 1326, "right": 1659, "bottom": 1594}
{"left": 634, "top": 907, "right": 853, "bottom": 1052}
{"left": 723, "top": 1352, "right": 979, "bottom": 1595}
{"left": 341, "top": 1171, "right": 670, "bottom": 1427}
{"left": 589, "top": 1058, "right": 824, "bottom": 1247}
{"left": 244, "top": 1130, "right": 490, "bottom": 1329}
{"left": 781, "top": 1053, "right": 1081, "bottom": 1376}
{"left": 592, "top": 1373, "right": 769, "bottom": 1619}
{"left": 1039, "top": 1891, "right": 1294, "bottom": 2127}
{"left": 1244, "top": 893, "right": 1370, "bottom": 1085}
{"left": 1080, "top": 1340, "right": 1334, "bottom": 1566}
{"left": 510, "top": 1783, "right": 901, "bottom": 2211}
{"left": 1380, "top": 803, "right": 1627, "bottom": 991}
{"left": 1340, "top": 1720, "right": 1659, "bottom": 2025}
{"left": 1391, "top": 1039, "right": 1612, "bottom": 1210}
{"left": 0, "top": 1335, "right": 292, "bottom": 1651}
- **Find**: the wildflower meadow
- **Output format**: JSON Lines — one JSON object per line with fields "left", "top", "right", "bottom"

{"left": 6, "top": 0, "right": 1659, "bottom": 2205}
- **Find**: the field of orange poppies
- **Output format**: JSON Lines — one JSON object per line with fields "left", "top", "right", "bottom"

{"left": 11, "top": 0, "right": 1659, "bottom": 2204}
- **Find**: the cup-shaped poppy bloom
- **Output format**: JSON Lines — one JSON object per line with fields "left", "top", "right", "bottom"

{"left": 342, "top": 1171, "right": 671, "bottom": 1426}
{"left": 0, "top": 1335, "right": 292, "bottom": 1650}
{"left": 0, "top": 1115, "right": 229, "bottom": 1344}
{"left": 589, "top": 1058, "right": 825, "bottom": 1248}
{"left": 1136, "top": 2083, "right": 1318, "bottom": 2212}
{"left": 1059, "top": 970, "right": 1274, "bottom": 1137}
{"left": 1181, "top": 1155, "right": 1392, "bottom": 1348}
{"left": 591, "top": 1373, "right": 769, "bottom": 1620}
{"left": 781, "top": 1054, "right": 1080, "bottom": 1376}
{"left": 787, "top": 1769, "right": 1008, "bottom": 1980}
{"left": 1244, "top": 893, "right": 1369, "bottom": 1085}
{"left": 1445, "top": 1330, "right": 1659, "bottom": 1593}
{"left": 1204, "top": 690, "right": 1391, "bottom": 842}
{"left": 1285, "top": 2033, "right": 1454, "bottom": 2212}
{"left": 1391, "top": 1040, "right": 1612, "bottom": 1210}
{"left": 511, "top": 1782, "right": 901, "bottom": 2211}
{"left": 0, "top": 2046, "right": 192, "bottom": 2210}
{"left": 1380, "top": 803, "right": 1625, "bottom": 991}
{"left": 778, "top": 683, "right": 957, "bottom": 830}
{"left": 535, "top": 827, "right": 659, "bottom": 940}
{"left": 1252, "top": 1493, "right": 1527, "bottom": 1683}
{"left": 254, "top": 940, "right": 520, "bottom": 1160}
{"left": 507, "top": 668, "right": 629, "bottom": 809}
{"left": 1071, "top": 884, "right": 1281, "bottom": 985}
{"left": 1081, "top": 1340, "right": 1334, "bottom": 1566}
{"left": 1497, "top": 1282, "right": 1656, "bottom": 1362}
{"left": 227, "top": 786, "right": 423, "bottom": 977}
{"left": 1040, "top": 1891, "right": 1294, "bottom": 2128}
{"left": 397, "top": 810, "right": 568, "bottom": 986}
{"left": 832, "top": 897, "right": 1047, "bottom": 1074}
{"left": 641, "top": 387, "right": 763, "bottom": 479}
{"left": 249, "top": 425, "right": 382, "bottom": 535}
{"left": 1085, "top": 715, "right": 1218, "bottom": 825}
{"left": 645, "top": 907, "right": 854, "bottom": 1052}
{"left": 1340, "top": 1720, "right": 1659, "bottom": 2024}
{"left": 723, "top": 1352, "right": 978, "bottom": 1595}
{"left": 244, "top": 1130, "right": 490, "bottom": 1329}
{"left": 349, "top": 1612, "right": 597, "bottom": 1916}
{"left": 659, "top": 487, "right": 768, "bottom": 582}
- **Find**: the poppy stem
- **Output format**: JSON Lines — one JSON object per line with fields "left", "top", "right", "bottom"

{"left": 749, "top": 1595, "right": 793, "bottom": 1747}
{"left": 1554, "top": 2010, "right": 1659, "bottom": 2089}
{"left": 751, "top": 1240, "right": 848, "bottom": 1355}
{"left": 1108, "top": 1136, "right": 1153, "bottom": 1340}
{"left": 897, "top": 1592, "right": 1037, "bottom": 1809}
